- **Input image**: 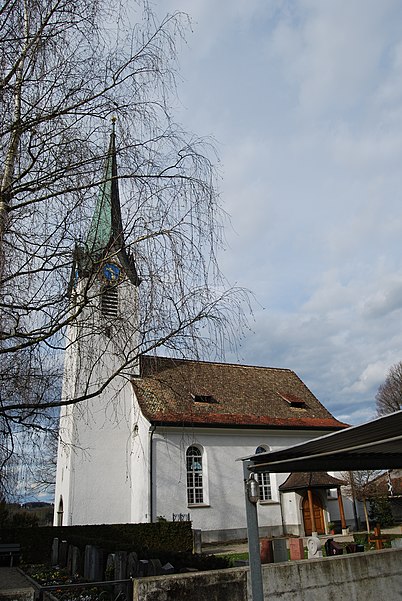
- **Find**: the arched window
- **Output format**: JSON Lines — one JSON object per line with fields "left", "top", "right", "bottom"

{"left": 255, "top": 446, "right": 272, "bottom": 501}
{"left": 186, "top": 446, "right": 204, "bottom": 505}
{"left": 57, "top": 496, "right": 64, "bottom": 526}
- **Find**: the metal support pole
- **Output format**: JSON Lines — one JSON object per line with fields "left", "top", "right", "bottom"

{"left": 243, "top": 460, "right": 264, "bottom": 601}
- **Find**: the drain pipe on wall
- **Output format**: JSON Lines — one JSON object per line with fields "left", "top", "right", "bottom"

{"left": 149, "top": 425, "right": 156, "bottom": 523}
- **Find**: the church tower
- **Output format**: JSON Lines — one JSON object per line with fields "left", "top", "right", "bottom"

{"left": 54, "top": 122, "right": 140, "bottom": 525}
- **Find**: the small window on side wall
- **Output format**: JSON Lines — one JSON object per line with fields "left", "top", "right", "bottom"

{"left": 186, "top": 445, "right": 204, "bottom": 505}
{"left": 255, "top": 445, "right": 272, "bottom": 501}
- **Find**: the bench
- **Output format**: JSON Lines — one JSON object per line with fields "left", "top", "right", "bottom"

{"left": 0, "top": 543, "right": 20, "bottom": 567}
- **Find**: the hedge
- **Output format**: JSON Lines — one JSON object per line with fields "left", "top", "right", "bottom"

{"left": 0, "top": 521, "right": 193, "bottom": 564}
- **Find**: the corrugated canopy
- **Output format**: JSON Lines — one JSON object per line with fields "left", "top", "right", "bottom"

{"left": 240, "top": 410, "right": 402, "bottom": 473}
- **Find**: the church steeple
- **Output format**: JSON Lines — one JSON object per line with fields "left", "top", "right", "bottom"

{"left": 78, "top": 121, "right": 140, "bottom": 286}
{"left": 86, "top": 119, "right": 124, "bottom": 257}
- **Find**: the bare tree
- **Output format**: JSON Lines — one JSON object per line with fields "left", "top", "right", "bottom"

{"left": 0, "top": 0, "right": 249, "bottom": 496}
{"left": 376, "top": 362, "right": 402, "bottom": 416}
{"left": 342, "top": 470, "right": 385, "bottom": 532}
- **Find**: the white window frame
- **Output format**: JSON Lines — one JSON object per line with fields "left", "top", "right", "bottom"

{"left": 255, "top": 445, "right": 273, "bottom": 502}
{"left": 186, "top": 445, "right": 204, "bottom": 505}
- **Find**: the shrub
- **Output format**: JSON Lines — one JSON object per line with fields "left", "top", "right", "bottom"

{"left": 11, "top": 511, "right": 39, "bottom": 528}
{"left": 369, "top": 498, "right": 394, "bottom": 528}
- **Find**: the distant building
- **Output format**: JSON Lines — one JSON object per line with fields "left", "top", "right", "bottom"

{"left": 367, "top": 469, "right": 402, "bottom": 523}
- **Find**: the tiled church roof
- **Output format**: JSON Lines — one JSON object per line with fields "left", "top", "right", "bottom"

{"left": 132, "top": 355, "right": 348, "bottom": 430}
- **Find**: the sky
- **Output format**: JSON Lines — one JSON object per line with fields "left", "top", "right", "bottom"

{"left": 152, "top": 0, "right": 402, "bottom": 426}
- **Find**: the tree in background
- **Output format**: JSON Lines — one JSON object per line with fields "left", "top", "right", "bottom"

{"left": 376, "top": 362, "right": 402, "bottom": 416}
{"left": 342, "top": 470, "right": 384, "bottom": 532}
{"left": 0, "top": 0, "right": 249, "bottom": 498}
{"left": 369, "top": 496, "right": 394, "bottom": 528}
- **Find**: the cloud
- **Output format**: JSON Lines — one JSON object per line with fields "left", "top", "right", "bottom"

{"left": 153, "top": 1, "right": 402, "bottom": 425}
{"left": 361, "top": 277, "right": 402, "bottom": 318}
{"left": 269, "top": 0, "right": 400, "bottom": 117}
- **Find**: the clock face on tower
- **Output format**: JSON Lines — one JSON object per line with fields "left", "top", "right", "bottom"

{"left": 102, "top": 262, "right": 121, "bottom": 282}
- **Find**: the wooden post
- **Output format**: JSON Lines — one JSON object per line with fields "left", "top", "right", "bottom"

{"left": 337, "top": 488, "right": 347, "bottom": 532}
{"left": 363, "top": 498, "right": 370, "bottom": 533}
{"left": 374, "top": 523, "right": 384, "bottom": 550}
{"left": 307, "top": 488, "right": 317, "bottom": 535}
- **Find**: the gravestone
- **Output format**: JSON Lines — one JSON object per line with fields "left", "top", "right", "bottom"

{"left": 67, "top": 545, "right": 73, "bottom": 574}
{"left": 106, "top": 553, "right": 115, "bottom": 580}
{"left": 288, "top": 537, "right": 304, "bottom": 560}
{"left": 84, "top": 545, "right": 104, "bottom": 581}
{"left": 260, "top": 538, "right": 274, "bottom": 563}
{"left": 325, "top": 538, "right": 343, "bottom": 556}
{"left": 139, "top": 559, "right": 149, "bottom": 577}
{"left": 272, "top": 538, "right": 288, "bottom": 563}
{"left": 70, "top": 546, "right": 82, "bottom": 576}
{"left": 114, "top": 551, "right": 127, "bottom": 580}
{"left": 307, "top": 536, "right": 322, "bottom": 559}
{"left": 127, "top": 552, "right": 138, "bottom": 577}
{"left": 59, "top": 540, "right": 68, "bottom": 567}
{"left": 51, "top": 538, "right": 59, "bottom": 566}
{"left": 148, "top": 558, "right": 162, "bottom": 576}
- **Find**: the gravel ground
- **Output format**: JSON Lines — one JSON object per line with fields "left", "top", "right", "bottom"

{"left": 0, "top": 567, "right": 35, "bottom": 596}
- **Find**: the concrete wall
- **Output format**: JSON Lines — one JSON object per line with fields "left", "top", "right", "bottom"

{"left": 133, "top": 548, "right": 402, "bottom": 601}
{"left": 133, "top": 568, "right": 247, "bottom": 601}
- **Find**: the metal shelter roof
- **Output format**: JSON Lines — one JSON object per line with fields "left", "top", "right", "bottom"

{"left": 240, "top": 410, "right": 402, "bottom": 473}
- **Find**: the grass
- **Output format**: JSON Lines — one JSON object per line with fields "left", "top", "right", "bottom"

{"left": 219, "top": 552, "right": 249, "bottom": 566}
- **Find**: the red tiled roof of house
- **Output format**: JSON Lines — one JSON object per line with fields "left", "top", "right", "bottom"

{"left": 279, "top": 472, "right": 346, "bottom": 491}
{"left": 367, "top": 469, "right": 402, "bottom": 496}
{"left": 132, "top": 356, "right": 348, "bottom": 431}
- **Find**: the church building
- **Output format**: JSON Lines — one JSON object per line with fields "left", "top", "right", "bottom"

{"left": 54, "top": 127, "right": 349, "bottom": 542}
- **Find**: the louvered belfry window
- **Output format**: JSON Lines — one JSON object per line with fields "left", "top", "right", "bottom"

{"left": 101, "top": 285, "right": 118, "bottom": 318}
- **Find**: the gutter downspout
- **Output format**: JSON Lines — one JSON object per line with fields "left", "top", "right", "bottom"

{"left": 149, "top": 425, "right": 156, "bottom": 523}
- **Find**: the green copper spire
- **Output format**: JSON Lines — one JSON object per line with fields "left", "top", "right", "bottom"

{"left": 86, "top": 119, "right": 124, "bottom": 257}
{"left": 79, "top": 120, "right": 140, "bottom": 286}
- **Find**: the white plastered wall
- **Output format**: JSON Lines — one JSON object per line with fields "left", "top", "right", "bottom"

{"left": 151, "top": 427, "right": 332, "bottom": 536}
{"left": 129, "top": 390, "right": 152, "bottom": 523}
{"left": 54, "top": 275, "right": 140, "bottom": 525}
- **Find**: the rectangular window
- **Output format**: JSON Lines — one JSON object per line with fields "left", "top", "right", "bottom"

{"left": 258, "top": 472, "right": 272, "bottom": 501}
